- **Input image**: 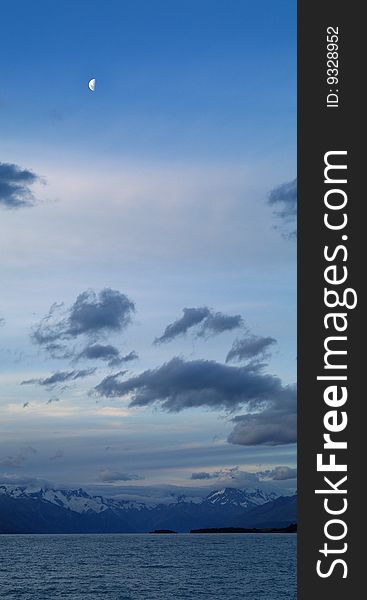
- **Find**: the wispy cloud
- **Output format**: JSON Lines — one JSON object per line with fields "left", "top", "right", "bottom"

{"left": 46, "top": 397, "right": 60, "bottom": 405}
{"left": 268, "top": 178, "right": 297, "bottom": 239}
{"left": 154, "top": 307, "right": 210, "bottom": 343}
{"left": 226, "top": 334, "right": 276, "bottom": 363}
{"left": 21, "top": 368, "right": 96, "bottom": 388}
{"left": 32, "top": 289, "right": 135, "bottom": 348}
{"left": 155, "top": 307, "right": 244, "bottom": 344}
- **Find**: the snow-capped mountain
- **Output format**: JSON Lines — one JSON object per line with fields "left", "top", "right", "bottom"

{"left": 0, "top": 485, "right": 296, "bottom": 533}
{"left": 204, "top": 488, "right": 278, "bottom": 509}
{"left": 0, "top": 485, "right": 278, "bottom": 514}
{"left": 0, "top": 486, "right": 109, "bottom": 514}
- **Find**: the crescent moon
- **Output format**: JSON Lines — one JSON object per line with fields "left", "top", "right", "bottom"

{"left": 88, "top": 78, "right": 96, "bottom": 92}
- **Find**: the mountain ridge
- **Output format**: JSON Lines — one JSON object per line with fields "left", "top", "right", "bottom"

{"left": 0, "top": 485, "right": 296, "bottom": 533}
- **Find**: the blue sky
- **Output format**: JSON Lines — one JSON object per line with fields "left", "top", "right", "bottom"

{"left": 0, "top": 0, "right": 296, "bottom": 501}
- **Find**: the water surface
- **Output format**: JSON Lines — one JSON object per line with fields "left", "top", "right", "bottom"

{"left": 0, "top": 533, "right": 296, "bottom": 599}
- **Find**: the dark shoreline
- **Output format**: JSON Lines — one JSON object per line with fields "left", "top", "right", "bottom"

{"left": 190, "top": 524, "right": 297, "bottom": 534}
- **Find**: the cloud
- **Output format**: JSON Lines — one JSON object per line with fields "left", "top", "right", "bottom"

{"left": 261, "top": 466, "right": 297, "bottom": 481}
{"left": 155, "top": 307, "right": 243, "bottom": 344}
{"left": 268, "top": 178, "right": 297, "bottom": 239}
{"left": 97, "top": 468, "right": 144, "bottom": 483}
{"left": 190, "top": 471, "right": 212, "bottom": 480}
{"left": 32, "top": 289, "right": 135, "bottom": 347}
{"left": 21, "top": 368, "right": 96, "bottom": 388}
{"left": 268, "top": 179, "right": 297, "bottom": 219}
{"left": 190, "top": 465, "right": 296, "bottom": 483}
{"left": 95, "top": 356, "right": 292, "bottom": 415}
{"left": 46, "top": 397, "right": 60, "bottom": 404}
{"left": 228, "top": 385, "right": 297, "bottom": 446}
{"left": 226, "top": 335, "right": 276, "bottom": 363}
{"left": 198, "top": 312, "right": 244, "bottom": 338}
{"left": 154, "top": 307, "right": 210, "bottom": 343}
{"left": 119, "top": 351, "right": 139, "bottom": 363}
{"left": 0, "top": 162, "right": 40, "bottom": 209}
{"left": 191, "top": 467, "right": 246, "bottom": 481}
{"left": 77, "top": 344, "right": 138, "bottom": 368}
{"left": 96, "top": 356, "right": 296, "bottom": 446}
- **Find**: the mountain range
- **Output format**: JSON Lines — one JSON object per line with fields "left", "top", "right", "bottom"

{"left": 0, "top": 485, "right": 297, "bottom": 534}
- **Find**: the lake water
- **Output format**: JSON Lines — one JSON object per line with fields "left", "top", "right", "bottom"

{"left": 0, "top": 533, "right": 296, "bottom": 599}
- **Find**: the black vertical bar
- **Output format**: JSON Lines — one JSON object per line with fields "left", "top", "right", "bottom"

{"left": 298, "top": 1, "right": 364, "bottom": 597}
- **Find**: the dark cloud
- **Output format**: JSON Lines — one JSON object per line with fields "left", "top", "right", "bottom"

{"left": 98, "top": 468, "right": 144, "bottom": 483}
{"left": 190, "top": 471, "right": 212, "bottom": 480}
{"left": 155, "top": 307, "right": 243, "bottom": 344}
{"left": 78, "top": 344, "right": 119, "bottom": 361}
{"left": 154, "top": 307, "right": 210, "bottom": 344}
{"left": 95, "top": 356, "right": 296, "bottom": 446}
{"left": 226, "top": 335, "right": 276, "bottom": 363}
{"left": 95, "top": 356, "right": 290, "bottom": 414}
{"left": 21, "top": 368, "right": 96, "bottom": 388}
{"left": 77, "top": 344, "right": 138, "bottom": 368}
{"left": 268, "top": 179, "right": 297, "bottom": 239}
{"left": 32, "top": 289, "right": 135, "bottom": 347}
{"left": 198, "top": 312, "right": 244, "bottom": 338}
{"left": 228, "top": 385, "right": 297, "bottom": 446}
{"left": 0, "top": 162, "right": 40, "bottom": 209}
